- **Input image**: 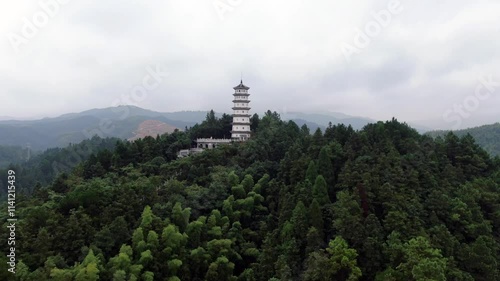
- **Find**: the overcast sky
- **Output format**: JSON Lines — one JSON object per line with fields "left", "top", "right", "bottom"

{"left": 1, "top": 0, "right": 499, "bottom": 129}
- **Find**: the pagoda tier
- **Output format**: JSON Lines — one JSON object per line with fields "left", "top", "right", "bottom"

{"left": 233, "top": 114, "right": 251, "bottom": 118}
{"left": 230, "top": 131, "right": 252, "bottom": 134}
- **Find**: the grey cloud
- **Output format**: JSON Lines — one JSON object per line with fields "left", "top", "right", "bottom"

{"left": 0, "top": 0, "right": 499, "bottom": 129}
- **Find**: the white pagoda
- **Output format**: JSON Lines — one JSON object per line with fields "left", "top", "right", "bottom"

{"left": 177, "top": 80, "right": 252, "bottom": 158}
{"left": 231, "top": 80, "right": 252, "bottom": 141}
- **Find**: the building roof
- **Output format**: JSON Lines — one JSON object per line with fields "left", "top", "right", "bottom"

{"left": 196, "top": 138, "right": 232, "bottom": 143}
{"left": 233, "top": 80, "right": 250, "bottom": 90}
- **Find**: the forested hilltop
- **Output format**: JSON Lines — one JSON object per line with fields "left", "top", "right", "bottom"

{"left": 1, "top": 111, "right": 500, "bottom": 281}
{"left": 427, "top": 123, "right": 500, "bottom": 156}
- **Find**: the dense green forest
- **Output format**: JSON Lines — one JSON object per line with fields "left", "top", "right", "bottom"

{"left": 1, "top": 111, "right": 500, "bottom": 281}
{"left": 428, "top": 123, "right": 500, "bottom": 156}
{"left": 0, "top": 137, "right": 119, "bottom": 199}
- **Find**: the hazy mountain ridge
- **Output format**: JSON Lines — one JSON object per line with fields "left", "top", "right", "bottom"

{"left": 0, "top": 136, "right": 120, "bottom": 196}
{"left": 0, "top": 105, "right": 490, "bottom": 153}
{"left": 288, "top": 118, "right": 326, "bottom": 132}
{"left": 0, "top": 106, "right": 374, "bottom": 150}
{"left": 0, "top": 145, "right": 32, "bottom": 167}
{"left": 427, "top": 123, "right": 500, "bottom": 156}
{"left": 282, "top": 111, "right": 374, "bottom": 130}
{"left": 0, "top": 107, "right": 195, "bottom": 150}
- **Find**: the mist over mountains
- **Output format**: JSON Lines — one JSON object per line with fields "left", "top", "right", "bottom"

{"left": 0, "top": 106, "right": 383, "bottom": 151}
{"left": 427, "top": 123, "right": 500, "bottom": 156}
{"left": 1, "top": 105, "right": 497, "bottom": 162}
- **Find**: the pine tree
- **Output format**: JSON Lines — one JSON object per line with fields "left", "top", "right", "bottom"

{"left": 309, "top": 199, "right": 324, "bottom": 235}
{"left": 312, "top": 175, "right": 330, "bottom": 206}
{"left": 305, "top": 161, "right": 318, "bottom": 184}
{"left": 317, "top": 146, "right": 334, "bottom": 189}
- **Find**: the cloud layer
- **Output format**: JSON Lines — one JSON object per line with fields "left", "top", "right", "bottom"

{"left": 1, "top": 0, "right": 499, "bottom": 129}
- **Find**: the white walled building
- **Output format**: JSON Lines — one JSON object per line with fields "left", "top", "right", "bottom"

{"left": 177, "top": 138, "right": 231, "bottom": 158}
{"left": 177, "top": 80, "right": 252, "bottom": 158}
{"left": 231, "top": 80, "right": 252, "bottom": 141}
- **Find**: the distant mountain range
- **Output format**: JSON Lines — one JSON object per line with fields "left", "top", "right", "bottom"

{"left": 0, "top": 106, "right": 382, "bottom": 151}
{"left": 0, "top": 105, "right": 498, "bottom": 160}
{"left": 282, "top": 112, "right": 373, "bottom": 131}
{"left": 0, "top": 106, "right": 195, "bottom": 151}
{"left": 427, "top": 123, "right": 500, "bottom": 156}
